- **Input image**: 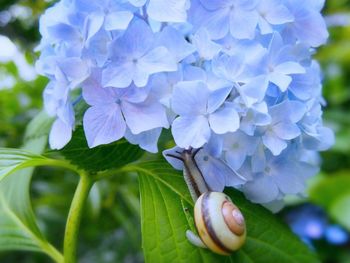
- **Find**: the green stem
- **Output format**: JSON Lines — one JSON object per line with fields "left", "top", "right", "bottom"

{"left": 42, "top": 242, "right": 64, "bottom": 263}
{"left": 26, "top": 158, "right": 81, "bottom": 175}
{"left": 63, "top": 173, "right": 94, "bottom": 263}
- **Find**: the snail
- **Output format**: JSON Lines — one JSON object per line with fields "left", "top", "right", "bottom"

{"left": 166, "top": 148, "right": 246, "bottom": 255}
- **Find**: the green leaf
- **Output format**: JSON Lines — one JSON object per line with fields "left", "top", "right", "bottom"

{"left": 60, "top": 126, "right": 144, "bottom": 172}
{"left": 309, "top": 172, "right": 350, "bottom": 231}
{"left": 0, "top": 148, "right": 48, "bottom": 182}
{"left": 0, "top": 111, "right": 63, "bottom": 262}
{"left": 134, "top": 160, "right": 319, "bottom": 263}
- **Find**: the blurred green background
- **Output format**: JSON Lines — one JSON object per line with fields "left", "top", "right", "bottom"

{"left": 0, "top": 1, "right": 349, "bottom": 262}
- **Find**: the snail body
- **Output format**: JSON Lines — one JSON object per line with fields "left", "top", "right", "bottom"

{"left": 166, "top": 148, "right": 246, "bottom": 255}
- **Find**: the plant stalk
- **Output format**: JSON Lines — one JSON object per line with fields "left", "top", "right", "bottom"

{"left": 63, "top": 173, "right": 93, "bottom": 263}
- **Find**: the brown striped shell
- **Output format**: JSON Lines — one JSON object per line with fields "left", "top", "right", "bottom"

{"left": 194, "top": 192, "right": 246, "bottom": 255}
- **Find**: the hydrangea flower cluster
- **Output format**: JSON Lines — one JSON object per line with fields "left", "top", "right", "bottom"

{"left": 285, "top": 204, "right": 349, "bottom": 246}
{"left": 37, "top": 0, "right": 334, "bottom": 207}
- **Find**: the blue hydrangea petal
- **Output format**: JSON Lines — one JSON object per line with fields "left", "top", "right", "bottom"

{"left": 267, "top": 163, "right": 306, "bottom": 194}
{"left": 156, "top": 26, "right": 195, "bottom": 62}
{"left": 85, "top": 29, "right": 111, "bottom": 66}
{"left": 302, "top": 127, "right": 335, "bottom": 151}
{"left": 273, "top": 122, "right": 300, "bottom": 140}
{"left": 49, "top": 118, "right": 73, "bottom": 150}
{"left": 111, "top": 19, "right": 154, "bottom": 58}
{"left": 294, "top": 11, "right": 329, "bottom": 47}
{"left": 270, "top": 100, "right": 306, "bottom": 123}
{"left": 56, "top": 102, "right": 75, "bottom": 130}
{"left": 223, "top": 131, "right": 258, "bottom": 170}
{"left": 268, "top": 72, "right": 292, "bottom": 92}
{"left": 74, "top": 0, "right": 100, "bottom": 12}
{"left": 225, "top": 149, "right": 246, "bottom": 171}
{"left": 199, "top": 0, "right": 231, "bottom": 10}
{"left": 122, "top": 101, "right": 169, "bottom": 135}
{"left": 83, "top": 84, "right": 116, "bottom": 106}
{"left": 257, "top": 0, "right": 294, "bottom": 34}
{"left": 251, "top": 144, "right": 267, "bottom": 173}
{"left": 290, "top": 62, "right": 321, "bottom": 100}
{"left": 242, "top": 174, "right": 280, "bottom": 203}
{"left": 183, "top": 65, "right": 206, "bottom": 81}
{"left": 128, "top": 0, "right": 147, "bottom": 7}
{"left": 325, "top": 225, "right": 349, "bottom": 245}
{"left": 191, "top": 3, "right": 230, "bottom": 40}
{"left": 102, "top": 62, "right": 134, "bottom": 88}
{"left": 47, "top": 23, "right": 80, "bottom": 42}
{"left": 58, "top": 58, "right": 90, "bottom": 87}
{"left": 204, "top": 133, "right": 224, "bottom": 157}
{"left": 229, "top": 10, "right": 258, "bottom": 39}
{"left": 286, "top": 0, "right": 329, "bottom": 47}
{"left": 43, "top": 80, "right": 69, "bottom": 116}
{"left": 237, "top": 76, "right": 269, "bottom": 107}
{"left": 104, "top": 11, "right": 133, "bottom": 31}
{"left": 212, "top": 53, "right": 245, "bottom": 83}
{"left": 83, "top": 104, "right": 126, "bottom": 148}
{"left": 162, "top": 146, "right": 185, "bottom": 170}
{"left": 194, "top": 150, "right": 226, "bottom": 192}
{"left": 137, "top": 46, "right": 177, "bottom": 76}
{"left": 119, "top": 84, "right": 150, "bottom": 104}
{"left": 274, "top": 61, "right": 305, "bottom": 75}
{"left": 261, "top": 199, "right": 285, "bottom": 213}
{"left": 171, "top": 81, "right": 209, "bottom": 115}
{"left": 84, "top": 13, "right": 105, "bottom": 42}
{"left": 192, "top": 28, "right": 222, "bottom": 60}
{"left": 172, "top": 116, "right": 211, "bottom": 149}
{"left": 195, "top": 150, "right": 246, "bottom": 191}
{"left": 147, "top": 0, "right": 188, "bottom": 23}
{"left": 264, "top": 3, "right": 293, "bottom": 25}
{"left": 258, "top": 16, "right": 274, "bottom": 35}
{"left": 262, "top": 131, "right": 288, "bottom": 156}
{"left": 125, "top": 128, "right": 162, "bottom": 153}
{"left": 207, "top": 86, "right": 232, "bottom": 113}
{"left": 209, "top": 104, "right": 239, "bottom": 134}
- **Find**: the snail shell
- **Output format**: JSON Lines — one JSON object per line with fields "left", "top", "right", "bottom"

{"left": 194, "top": 192, "right": 246, "bottom": 255}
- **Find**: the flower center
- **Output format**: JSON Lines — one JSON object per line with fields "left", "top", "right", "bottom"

{"left": 232, "top": 143, "right": 240, "bottom": 149}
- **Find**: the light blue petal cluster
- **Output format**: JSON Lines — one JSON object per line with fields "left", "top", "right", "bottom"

{"left": 37, "top": 0, "right": 333, "bottom": 205}
{"left": 286, "top": 204, "right": 349, "bottom": 246}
